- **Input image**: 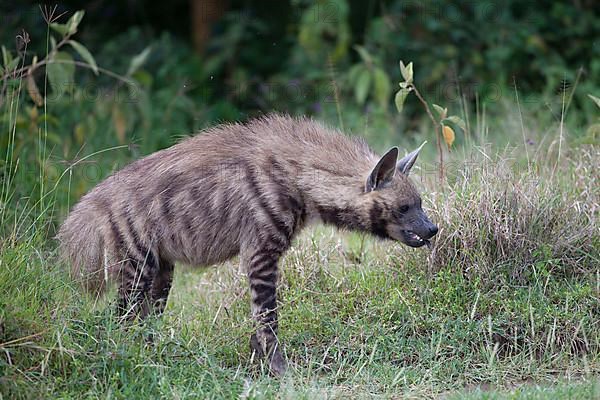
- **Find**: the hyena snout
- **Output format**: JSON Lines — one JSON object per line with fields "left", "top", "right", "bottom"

{"left": 423, "top": 220, "right": 438, "bottom": 239}
{"left": 413, "top": 218, "right": 438, "bottom": 239}
{"left": 401, "top": 214, "right": 438, "bottom": 248}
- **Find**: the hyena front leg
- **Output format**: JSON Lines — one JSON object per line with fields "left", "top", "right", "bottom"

{"left": 117, "top": 254, "right": 159, "bottom": 321}
{"left": 244, "top": 245, "right": 288, "bottom": 376}
{"left": 150, "top": 260, "right": 174, "bottom": 315}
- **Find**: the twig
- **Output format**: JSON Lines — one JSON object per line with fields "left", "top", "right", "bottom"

{"left": 0, "top": 330, "right": 48, "bottom": 348}
{"left": 410, "top": 84, "right": 444, "bottom": 181}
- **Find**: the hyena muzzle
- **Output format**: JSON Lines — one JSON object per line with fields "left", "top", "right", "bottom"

{"left": 58, "top": 114, "right": 438, "bottom": 375}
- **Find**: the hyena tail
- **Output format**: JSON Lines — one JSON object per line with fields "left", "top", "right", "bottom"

{"left": 57, "top": 207, "right": 109, "bottom": 295}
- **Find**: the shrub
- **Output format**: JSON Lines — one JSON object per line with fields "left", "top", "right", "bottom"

{"left": 421, "top": 148, "right": 598, "bottom": 285}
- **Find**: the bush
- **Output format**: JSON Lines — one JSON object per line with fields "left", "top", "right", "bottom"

{"left": 420, "top": 148, "right": 598, "bottom": 285}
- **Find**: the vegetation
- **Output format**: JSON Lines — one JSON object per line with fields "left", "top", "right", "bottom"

{"left": 0, "top": 3, "right": 598, "bottom": 399}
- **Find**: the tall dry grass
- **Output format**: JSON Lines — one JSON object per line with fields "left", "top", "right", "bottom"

{"left": 415, "top": 147, "right": 599, "bottom": 285}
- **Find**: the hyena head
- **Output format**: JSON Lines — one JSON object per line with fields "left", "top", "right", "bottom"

{"left": 363, "top": 144, "right": 438, "bottom": 248}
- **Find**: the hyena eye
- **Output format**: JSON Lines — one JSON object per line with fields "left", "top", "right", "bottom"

{"left": 399, "top": 205, "right": 409, "bottom": 214}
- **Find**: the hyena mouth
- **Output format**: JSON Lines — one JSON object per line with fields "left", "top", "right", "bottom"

{"left": 402, "top": 230, "right": 432, "bottom": 248}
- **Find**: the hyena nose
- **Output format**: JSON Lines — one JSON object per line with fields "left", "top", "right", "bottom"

{"left": 428, "top": 224, "right": 438, "bottom": 237}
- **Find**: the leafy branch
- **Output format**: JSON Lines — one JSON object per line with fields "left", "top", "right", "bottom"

{"left": 1, "top": 10, "right": 147, "bottom": 106}
{"left": 394, "top": 60, "right": 466, "bottom": 181}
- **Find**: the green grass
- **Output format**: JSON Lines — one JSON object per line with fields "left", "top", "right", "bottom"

{"left": 448, "top": 380, "right": 600, "bottom": 400}
{"left": 1, "top": 216, "right": 598, "bottom": 398}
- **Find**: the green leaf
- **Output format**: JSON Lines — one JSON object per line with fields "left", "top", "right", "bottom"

{"left": 132, "top": 70, "right": 153, "bottom": 88}
{"left": 354, "top": 45, "right": 373, "bottom": 65}
{"left": 588, "top": 94, "right": 600, "bottom": 110}
{"left": 433, "top": 104, "right": 447, "bottom": 120}
{"left": 2, "top": 45, "right": 11, "bottom": 67}
{"left": 47, "top": 52, "right": 75, "bottom": 97}
{"left": 399, "top": 60, "right": 413, "bottom": 83}
{"left": 50, "top": 23, "right": 69, "bottom": 37}
{"left": 355, "top": 69, "right": 372, "bottom": 105}
{"left": 445, "top": 115, "right": 467, "bottom": 131}
{"left": 3, "top": 56, "right": 20, "bottom": 73}
{"left": 373, "top": 68, "right": 391, "bottom": 108}
{"left": 68, "top": 40, "right": 98, "bottom": 75}
{"left": 66, "top": 11, "right": 85, "bottom": 35}
{"left": 50, "top": 36, "right": 57, "bottom": 50}
{"left": 395, "top": 88, "right": 411, "bottom": 113}
{"left": 347, "top": 64, "right": 364, "bottom": 84}
{"left": 127, "top": 47, "right": 152, "bottom": 76}
{"left": 45, "top": 131, "right": 63, "bottom": 145}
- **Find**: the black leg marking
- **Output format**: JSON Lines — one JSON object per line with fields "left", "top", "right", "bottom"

{"left": 151, "top": 260, "right": 174, "bottom": 315}
{"left": 246, "top": 247, "right": 288, "bottom": 376}
{"left": 116, "top": 254, "right": 158, "bottom": 321}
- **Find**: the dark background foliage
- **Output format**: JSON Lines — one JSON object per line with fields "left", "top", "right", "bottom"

{"left": 3, "top": 0, "right": 598, "bottom": 121}
{"left": 0, "top": 0, "right": 598, "bottom": 204}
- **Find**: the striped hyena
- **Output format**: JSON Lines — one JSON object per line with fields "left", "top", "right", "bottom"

{"left": 58, "top": 114, "right": 438, "bottom": 375}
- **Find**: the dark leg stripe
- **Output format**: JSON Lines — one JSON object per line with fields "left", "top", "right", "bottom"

{"left": 249, "top": 269, "right": 277, "bottom": 281}
{"left": 254, "top": 291, "right": 277, "bottom": 310}
{"left": 118, "top": 255, "right": 156, "bottom": 319}
{"left": 249, "top": 261, "right": 276, "bottom": 277}
{"left": 151, "top": 261, "right": 174, "bottom": 314}
{"left": 249, "top": 255, "right": 278, "bottom": 276}
{"left": 317, "top": 205, "right": 344, "bottom": 226}
{"left": 256, "top": 312, "right": 277, "bottom": 327}
{"left": 122, "top": 264, "right": 135, "bottom": 281}
{"left": 250, "top": 252, "right": 276, "bottom": 266}
{"left": 251, "top": 281, "right": 276, "bottom": 293}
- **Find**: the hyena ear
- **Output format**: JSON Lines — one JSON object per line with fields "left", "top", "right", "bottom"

{"left": 397, "top": 141, "right": 427, "bottom": 175}
{"left": 365, "top": 147, "right": 399, "bottom": 192}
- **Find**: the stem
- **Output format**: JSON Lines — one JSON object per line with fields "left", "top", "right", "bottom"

{"left": 1, "top": 51, "right": 137, "bottom": 94}
{"left": 410, "top": 84, "right": 444, "bottom": 182}
{"left": 0, "top": 34, "right": 70, "bottom": 82}
{"left": 1, "top": 33, "right": 135, "bottom": 88}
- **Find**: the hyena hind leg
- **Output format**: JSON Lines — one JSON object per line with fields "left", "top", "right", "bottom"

{"left": 117, "top": 256, "right": 159, "bottom": 321}
{"left": 150, "top": 260, "right": 174, "bottom": 315}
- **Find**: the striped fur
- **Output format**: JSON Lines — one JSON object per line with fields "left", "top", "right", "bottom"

{"left": 58, "top": 114, "right": 437, "bottom": 375}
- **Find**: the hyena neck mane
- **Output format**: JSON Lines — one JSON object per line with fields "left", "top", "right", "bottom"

{"left": 274, "top": 119, "right": 385, "bottom": 236}
{"left": 254, "top": 115, "right": 422, "bottom": 240}
{"left": 300, "top": 168, "right": 374, "bottom": 234}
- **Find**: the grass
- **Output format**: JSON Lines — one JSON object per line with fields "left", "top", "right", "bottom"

{"left": 0, "top": 145, "right": 598, "bottom": 398}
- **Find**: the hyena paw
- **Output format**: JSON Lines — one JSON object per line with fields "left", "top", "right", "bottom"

{"left": 249, "top": 334, "right": 288, "bottom": 376}
{"left": 268, "top": 348, "right": 288, "bottom": 376}
{"left": 250, "top": 333, "right": 264, "bottom": 358}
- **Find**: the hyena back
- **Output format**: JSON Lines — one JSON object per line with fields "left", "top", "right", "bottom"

{"left": 58, "top": 114, "right": 438, "bottom": 375}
